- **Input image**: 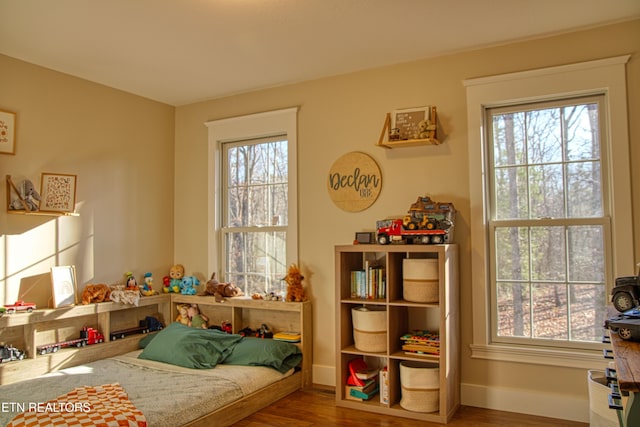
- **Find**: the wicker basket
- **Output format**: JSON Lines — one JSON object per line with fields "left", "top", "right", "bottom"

{"left": 403, "top": 259, "right": 438, "bottom": 303}
{"left": 400, "top": 361, "right": 439, "bottom": 413}
{"left": 352, "top": 306, "right": 386, "bottom": 352}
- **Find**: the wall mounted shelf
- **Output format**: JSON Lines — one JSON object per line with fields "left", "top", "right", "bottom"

{"left": 376, "top": 107, "right": 441, "bottom": 149}
{"left": 6, "top": 175, "right": 78, "bottom": 217}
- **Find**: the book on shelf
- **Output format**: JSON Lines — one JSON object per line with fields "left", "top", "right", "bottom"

{"left": 355, "top": 368, "right": 379, "bottom": 381}
{"left": 350, "top": 263, "right": 385, "bottom": 299}
{"left": 273, "top": 331, "right": 301, "bottom": 342}
{"left": 346, "top": 383, "right": 379, "bottom": 401}
{"left": 400, "top": 329, "right": 440, "bottom": 356}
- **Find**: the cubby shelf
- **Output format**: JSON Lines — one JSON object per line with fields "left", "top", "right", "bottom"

{"left": 335, "top": 243, "right": 459, "bottom": 423}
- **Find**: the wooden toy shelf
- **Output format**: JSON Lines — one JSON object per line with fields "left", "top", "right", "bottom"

{"left": 376, "top": 107, "right": 441, "bottom": 148}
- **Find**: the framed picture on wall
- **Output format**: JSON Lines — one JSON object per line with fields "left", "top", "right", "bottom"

{"left": 50, "top": 265, "right": 77, "bottom": 308}
{"left": 390, "top": 106, "right": 430, "bottom": 140}
{"left": 40, "top": 173, "right": 77, "bottom": 213}
{"left": 0, "top": 109, "right": 16, "bottom": 155}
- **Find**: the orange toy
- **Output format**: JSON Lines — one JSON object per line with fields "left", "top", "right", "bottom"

{"left": 284, "top": 264, "right": 306, "bottom": 302}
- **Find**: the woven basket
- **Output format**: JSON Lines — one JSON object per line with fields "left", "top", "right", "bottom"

{"left": 403, "top": 259, "right": 438, "bottom": 303}
{"left": 352, "top": 306, "right": 386, "bottom": 352}
{"left": 400, "top": 361, "right": 439, "bottom": 413}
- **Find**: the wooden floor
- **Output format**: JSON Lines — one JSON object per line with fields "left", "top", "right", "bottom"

{"left": 234, "top": 387, "right": 589, "bottom": 426}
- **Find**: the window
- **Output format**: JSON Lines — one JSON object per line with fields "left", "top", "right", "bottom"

{"left": 465, "top": 56, "right": 633, "bottom": 367}
{"left": 487, "top": 96, "right": 608, "bottom": 348}
{"left": 222, "top": 136, "right": 288, "bottom": 295}
{"left": 206, "top": 108, "right": 298, "bottom": 297}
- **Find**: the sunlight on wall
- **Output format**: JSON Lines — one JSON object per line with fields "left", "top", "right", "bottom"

{"left": 0, "top": 208, "right": 92, "bottom": 306}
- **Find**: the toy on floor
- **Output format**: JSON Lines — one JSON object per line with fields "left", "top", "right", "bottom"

{"left": 284, "top": 264, "right": 306, "bottom": 302}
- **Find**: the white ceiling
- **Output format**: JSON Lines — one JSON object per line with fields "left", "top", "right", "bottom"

{"left": 1, "top": 0, "right": 639, "bottom": 106}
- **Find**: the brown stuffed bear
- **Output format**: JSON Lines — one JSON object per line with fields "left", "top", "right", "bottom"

{"left": 81, "top": 284, "right": 112, "bottom": 305}
{"left": 284, "top": 264, "right": 306, "bottom": 302}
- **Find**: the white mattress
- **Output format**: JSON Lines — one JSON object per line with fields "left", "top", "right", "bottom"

{"left": 0, "top": 350, "right": 294, "bottom": 427}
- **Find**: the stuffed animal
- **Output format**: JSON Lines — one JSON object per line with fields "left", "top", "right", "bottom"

{"left": 284, "top": 264, "right": 306, "bottom": 302}
{"left": 175, "top": 303, "right": 190, "bottom": 325}
{"left": 140, "top": 272, "right": 157, "bottom": 296}
{"left": 164, "top": 264, "right": 184, "bottom": 293}
{"left": 214, "top": 282, "right": 243, "bottom": 303}
{"left": 9, "top": 179, "right": 40, "bottom": 211}
{"left": 187, "top": 304, "right": 209, "bottom": 329}
{"left": 124, "top": 272, "right": 139, "bottom": 291}
{"left": 81, "top": 284, "right": 112, "bottom": 305}
{"left": 418, "top": 119, "right": 436, "bottom": 139}
{"left": 202, "top": 273, "right": 243, "bottom": 302}
{"left": 180, "top": 276, "right": 200, "bottom": 295}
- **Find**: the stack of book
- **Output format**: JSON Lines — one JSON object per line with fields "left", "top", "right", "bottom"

{"left": 345, "top": 359, "right": 379, "bottom": 401}
{"left": 350, "top": 262, "right": 386, "bottom": 299}
{"left": 400, "top": 330, "right": 440, "bottom": 356}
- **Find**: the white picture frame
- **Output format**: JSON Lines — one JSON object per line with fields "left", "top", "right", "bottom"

{"left": 50, "top": 265, "right": 77, "bottom": 308}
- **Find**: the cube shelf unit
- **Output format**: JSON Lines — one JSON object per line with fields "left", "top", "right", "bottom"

{"left": 335, "top": 244, "right": 459, "bottom": 423}
{"left": 0, "top": 294, "right": 170, "bottom": 385}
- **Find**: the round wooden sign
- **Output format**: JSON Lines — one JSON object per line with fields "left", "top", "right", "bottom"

{"left": 327, "top": 151, "right": 382, "bottom": 212}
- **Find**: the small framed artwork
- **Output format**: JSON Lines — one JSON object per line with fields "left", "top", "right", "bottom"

{"left": 50, "top": 265, "right": 77, "bottom": 308}
{"left": 0, "top": 109, "right": 16, "bottom": 155}
{"left": 40, "top": 173, "right": 77, "bottom": 213}
{"left": 391, "top": 106, "right": 431, "bottom": 140}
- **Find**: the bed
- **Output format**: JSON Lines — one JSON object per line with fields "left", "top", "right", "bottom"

{"left": 0, "top": 322, "right": 306, "bottom": 427}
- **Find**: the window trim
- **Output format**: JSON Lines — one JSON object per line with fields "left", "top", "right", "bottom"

{"left": 205, "top": 108, "right": 298, "bottom": 280}
{"left": 464, "top": 56, "right": 633, "bottom": 367}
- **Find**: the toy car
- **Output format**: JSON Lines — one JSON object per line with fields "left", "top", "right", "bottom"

{"left": 3, "top": 300, "right": 36, "bottom": 314}
{"left": 611, "top": 264, "right": 640, "bottom": 312}
{"left": 605, "top": 307, "right": 640, "bottom": 340}
{"left": 0, "top": 345, "right": 25, "bottom": 363}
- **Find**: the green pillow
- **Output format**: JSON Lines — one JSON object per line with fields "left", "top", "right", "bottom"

{"left": 138, "top": 322, "right": 242, "bottom": 369}
{"left": 223, "top": 337, "right": 302, "bottom": 373}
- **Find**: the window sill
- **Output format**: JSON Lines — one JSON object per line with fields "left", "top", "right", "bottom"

{"left": 470, "top": 343, "right": 610, "bottom": 369}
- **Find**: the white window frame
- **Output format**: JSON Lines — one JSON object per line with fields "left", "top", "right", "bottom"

{"left": 205, "top": 108, "right": 298, "bottom": 281}
{"left": 464, "top": 56, "right": 633, "bottom": 368}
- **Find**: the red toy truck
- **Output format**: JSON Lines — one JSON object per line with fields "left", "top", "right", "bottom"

{"left": 3, "top": 300, "right": 36, "bottom": 314}
{"left": 36, "top": 327, "right": 105, "bottom": 355}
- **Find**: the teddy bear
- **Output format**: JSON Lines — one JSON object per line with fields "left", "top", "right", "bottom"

{"left": 175, "top": 303, "right": 190, "bottom": 325}
{"left": 81, "top": 284, "right": 112, "bottom": 305}
{"left": 187, "top": 304, "right": 209, "bottom": 329}
{"left": 164, "top": 264, "right": 184, "bottom": 293}
{"left": 284, "top": 263, "right": 306, "bottom": 302}
{"left": 418, "top": 119, "right": 436, "bottom": 139}
{"left": 180, "top": 276, "right": 200, "bottom": 295}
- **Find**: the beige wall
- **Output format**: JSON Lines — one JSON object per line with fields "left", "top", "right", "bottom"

{"left": 175, "top": 19, "right": 639, "bottom": 417}
{"left": 0, "top": 17, "right": 637, "bottom": 422}
{"left": 0, "top": 54, "right": 175, "bottom": 303}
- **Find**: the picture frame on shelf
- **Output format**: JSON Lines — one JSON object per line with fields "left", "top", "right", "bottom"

{"left": 390, "top": 107, "right": 431, "bottom": 140}
{"left": 50, "top": 265, "right": 77, "bottom": 308}
{"left": 40, "top": 172, "right": 77, "bottom": 213}
{"left": 0, "top": 109, "right": 16, "bottom": 155}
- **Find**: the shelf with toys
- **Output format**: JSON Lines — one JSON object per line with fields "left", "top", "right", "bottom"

{"left": 0, "top": 294, "right": 171, "bottom": 385}
{"left": 376, "top": 106, "right": 441, "bottom": 149}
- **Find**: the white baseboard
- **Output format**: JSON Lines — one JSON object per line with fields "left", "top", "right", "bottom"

{"left": 461, "top": 382, "right": 589, "bottom": 423}
{"left": 313, "top": 364, "right": 336, "bottom": 387}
